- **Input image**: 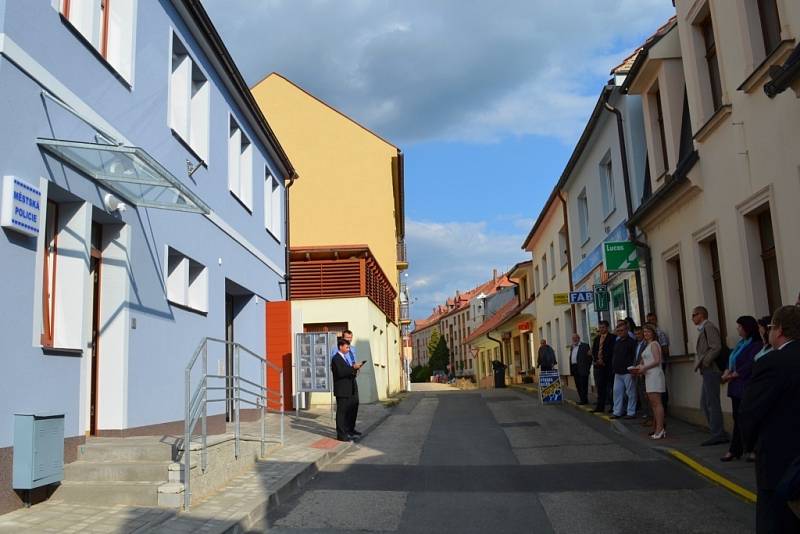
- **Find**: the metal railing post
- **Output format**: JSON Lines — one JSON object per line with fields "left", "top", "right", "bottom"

{"left": 260, "top": 359, "right": 266, "bottom": 458}
{"left": 184, "top": 364, "right": 192, "bottom": 510}
{"left": 280, "top": 369, "right": 285, "bottom": 445}
{"left": 234, "top": 344, "right": 241, "bottom": 459}
{"left": 201, "top": 342, "right": 208, "bottom": 472}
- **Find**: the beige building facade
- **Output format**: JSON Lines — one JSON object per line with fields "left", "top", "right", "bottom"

{"left": 626, "top": 1, "right": 800, "bottom": 425}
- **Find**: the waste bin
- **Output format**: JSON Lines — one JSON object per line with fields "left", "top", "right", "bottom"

{"left": 491, "top": 360, "right": 506, "bottom": 388}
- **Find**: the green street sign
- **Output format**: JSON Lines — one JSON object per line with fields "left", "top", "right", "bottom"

{"left": 594, "top": 289, "right": 610, "bottom": 312}
{"left": 603, "top": 241, "right": 639, "bottom": 272}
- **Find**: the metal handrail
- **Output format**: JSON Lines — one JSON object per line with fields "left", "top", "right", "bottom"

{"left": 183, "top": 337, "right": 285, "bottom": 510}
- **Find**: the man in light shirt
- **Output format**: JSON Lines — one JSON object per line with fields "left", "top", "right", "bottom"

{"left": 569, "top": 333, "right": 591, "bottom": 405}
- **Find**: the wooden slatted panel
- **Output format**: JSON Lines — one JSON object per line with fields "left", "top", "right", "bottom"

{"left": 365, "top": 256, "right": 398, "bottom": 322}
{"left": 290, "top": 259, "right": 362, "bottom": 299}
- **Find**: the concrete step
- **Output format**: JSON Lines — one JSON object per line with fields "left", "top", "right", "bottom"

{"left": 52, "top": 480, "right": 161, "bottom": 506}
{"left": 157, "top": 482, "right": 184, "bottom": 508}
{"left": 78, "top": 441, "right": 175, "bottom": 462}
{"left": 64, "top": 460, "right": 171, "bottom": 482}
{"left": 167, "top": 461, "right": 197, "bottom": 483}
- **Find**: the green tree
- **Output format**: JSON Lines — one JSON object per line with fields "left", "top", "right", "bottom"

{"left": 428, "top": 335, "right": 451, "bottom": 372}
{"left": 426, "top": 329, "right": 441, "bottom": 356}
{"left": 410, "top": 365, "right": 431, "bottom": 383}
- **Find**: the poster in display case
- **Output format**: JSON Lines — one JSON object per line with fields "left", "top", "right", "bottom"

{"left": 295, "top": 332, "right": 335, "bottom": 392}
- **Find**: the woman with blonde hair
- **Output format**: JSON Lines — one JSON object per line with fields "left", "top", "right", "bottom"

{"left": 632, "top": 324, "right": 667, "bottom": 439}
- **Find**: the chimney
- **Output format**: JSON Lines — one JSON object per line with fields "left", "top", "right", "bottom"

{"left": 493, "top": 268, "right": 498, "bottom": 282}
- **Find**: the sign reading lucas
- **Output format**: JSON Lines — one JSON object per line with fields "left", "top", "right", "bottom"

{"left": 1, "top": 176, "right": 41, "bottom": 238}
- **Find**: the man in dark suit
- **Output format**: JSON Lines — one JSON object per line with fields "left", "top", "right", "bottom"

{"left": 341, "top": 330, "right": 362, "bottom": 436}
{"left": 740, "top": 305, "right": 800, "bottom": 534}
{"left": 331, "top": 337, "right": 363, "bottom": 442}
{"left": 569, "top": 333, "right": 591, "bottom": 405}
{"left": 591, "top": 320, "right": 616, "bottom": 413}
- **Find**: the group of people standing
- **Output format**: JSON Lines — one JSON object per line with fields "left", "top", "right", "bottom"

{"left": 564, "top": 304, "right": 800, "bottom": 533}
{"left": 565, "top": 312, "right": 670, "bottom": 440}
{"left": 693, "top": 304, "right": 800, "bottom": 533}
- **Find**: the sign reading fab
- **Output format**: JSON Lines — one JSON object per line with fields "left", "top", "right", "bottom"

{"left": 569, "top": 291, "right": 594, "bottom": 304}
{"left": 1, "top": 176, "right": 41, "bottom": 237}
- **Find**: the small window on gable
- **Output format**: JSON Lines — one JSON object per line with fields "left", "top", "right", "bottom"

{"left": 264, "top": 170, "right": 282, "bottom": 241}
{"left": 228, "top": 117, "right": 253, "bottom": 211}
{"left": 169, "top": 34, "right": 209, "bottom": 161}
{"left": 60, "top": 0, "right": 136, "bottom": 82}
{"left": 166, "top": 247, "right": 208, "bottom": 313}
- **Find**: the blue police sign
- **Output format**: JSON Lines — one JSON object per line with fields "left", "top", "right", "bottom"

{"left": 1, "top": 176, "right": 41, "bottom": 238}
{"left": 569, "top": 291, "right": 594, "bottom": 304}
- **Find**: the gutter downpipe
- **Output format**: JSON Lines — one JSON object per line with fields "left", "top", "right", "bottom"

{"left": 603, "top": 98, "right": 647, "bottom": 321}
{"left": 284, "top": 173, "right": 297, "bottom": 299}
{"left": 557, "top": 190, "right": 577, "bottom": 334}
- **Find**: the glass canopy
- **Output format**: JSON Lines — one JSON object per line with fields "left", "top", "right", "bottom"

{"left": 37, "top": 138, "right": 210, "bottom": 214}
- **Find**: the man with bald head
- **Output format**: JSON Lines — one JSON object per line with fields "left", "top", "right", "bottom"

{"left": 569, "top": 333, "right": 591, "bottom": 405}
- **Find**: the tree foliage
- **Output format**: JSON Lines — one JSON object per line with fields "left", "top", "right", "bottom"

{"left": 410, "top": 365, "right": 431, "bottom": 383}
{"left": 428, "top": 335, "right": 450, "bottom": 372}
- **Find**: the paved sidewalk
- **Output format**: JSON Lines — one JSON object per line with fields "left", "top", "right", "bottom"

{"left": 511, "top": 382, "right": 757, "bottom": 501}
{"left": 0, "top": 401, "right": 393, "bottom": 533}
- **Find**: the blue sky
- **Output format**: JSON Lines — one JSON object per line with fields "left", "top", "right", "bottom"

{"left": 202, "top": 0, "right": 675, "bottom": 321}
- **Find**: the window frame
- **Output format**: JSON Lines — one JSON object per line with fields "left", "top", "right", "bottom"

{"left": 41, "top": 201, "right": 59, "bottom": 348}
{"left": 228, "top": 116, "right": 254, "bottom": 212}
{"left": 169, "top": 33, "right": 210, "bottom": 163}
{"left": 757, "top": 0, "right": 782, "bottom": 57}
{"left": 577, "top": 188, "right": 590, "bottom": 245}
{"left": 700, "top": 14, "right": 723, "bottom": 112}
{"left": 599, "top": 154, "right": 615, "bottom": 219}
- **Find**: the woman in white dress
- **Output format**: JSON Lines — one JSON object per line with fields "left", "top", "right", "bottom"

{"left": 633, "top": 325, "right": 666, "bottom": 439}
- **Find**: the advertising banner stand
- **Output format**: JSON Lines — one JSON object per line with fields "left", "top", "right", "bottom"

{"left": 295, "top": 332, "right": 337, "bottom": 422}
{"left": 539, "top": 370, "right": 563, "bottom": 405}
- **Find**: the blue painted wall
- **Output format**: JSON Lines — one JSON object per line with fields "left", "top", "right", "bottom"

{"left": 0, "top": 1, "right": 287, "bottom": 446}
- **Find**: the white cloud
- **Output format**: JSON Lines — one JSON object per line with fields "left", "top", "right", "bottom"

{"left": 404, "top": 219, "right": 528, "bottom": 321}
{"left": 202, "top": 0, "right": 674, "bottom": 145}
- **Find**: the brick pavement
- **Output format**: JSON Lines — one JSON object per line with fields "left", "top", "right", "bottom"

{"left": 0, "top": 402, "right": 392, "bottom": 534}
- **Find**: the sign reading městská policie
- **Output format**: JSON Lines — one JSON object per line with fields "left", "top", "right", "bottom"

{"left": 1, "top": 176, "right": 41, "bottom": 238}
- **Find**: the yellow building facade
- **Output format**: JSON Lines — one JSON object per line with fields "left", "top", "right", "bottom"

{"left": 251, "top": 73, "right": 407, "bottom": 404}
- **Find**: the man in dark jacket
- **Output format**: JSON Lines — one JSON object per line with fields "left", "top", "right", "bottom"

{"left": 537, "top": 339, "right": 556, "bottom": 371}
{"left": 740, "top": 305, "right": 800, "bottom": 534}
{"left": 611, "top": 322, "right": 638, "bottom": 418}
{"left": 591, "top": 321, "right": 616, "bottom": 413}
{"left": 331, "top": 338, "right": 363, "bottom": 441}
{"left": 569, "top": 333, "right": 592, "bottom": 404}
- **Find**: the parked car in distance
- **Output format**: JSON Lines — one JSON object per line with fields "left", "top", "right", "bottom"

{"left": 431, "top": 370, "right": 447, "bottom": 383}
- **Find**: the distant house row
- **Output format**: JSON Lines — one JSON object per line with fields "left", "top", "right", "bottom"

{"left": 412, "top": 0, "right": 800, "bottom": 426}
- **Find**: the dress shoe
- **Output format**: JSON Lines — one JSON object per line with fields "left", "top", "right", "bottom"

{"left": 609, "top": 414, "right": 622, "bottom": 419}
{"left": 347, "top": 433, "right": 360, "bottom": 441}
{"left": 337, "top": 436, "right": 353, "bottom": 442}
{"left": 623, "top": 415, "right": 636, "bottom": 420}
{"left": 701, "top": 437, "right": 730, "bottom": 446}
{"left": 650, "top": 429, "right": 667, "bottom": 440}
{"left": 720, "top": 453, "right": 740, "bottom": 462}
{"left": 351, "top": 430, "right": 363, "bottom": 436}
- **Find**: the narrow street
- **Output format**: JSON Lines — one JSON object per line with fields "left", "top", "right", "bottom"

{"left": 266, "top": 386, "right": 754, "bottom": 533}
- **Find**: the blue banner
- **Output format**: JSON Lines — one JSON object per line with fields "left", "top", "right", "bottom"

{"left": 539, "top": 370, "right": 563, "bottom": 404}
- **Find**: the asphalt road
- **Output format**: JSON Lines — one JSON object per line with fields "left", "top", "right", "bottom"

{"left": 266, "top": 387, "right": 754, "bottom": 533}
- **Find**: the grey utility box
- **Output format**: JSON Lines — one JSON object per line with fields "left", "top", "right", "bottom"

{"left": 12, "top": 414, "right": 65, "bottom": 490}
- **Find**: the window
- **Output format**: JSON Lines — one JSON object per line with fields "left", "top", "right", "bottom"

{"left": 700, "top": 236, "right": 727, "bottom": 340}
{"left": 700, "top": 14, "right": 723, "bottom": 112}
{"left": 578, "top": 189, "right": 590, "bottom": 244}
{"left": 757, "top": 210, "right": 781, "bottom": 313}
{"left": 558, "top": 227, "right": 569, "bottom": 268}
{"left": 166, "top": 247, "right": 208, "bottom": 313}
{"left": 758, "top": 0, "right": 782, "bottom": 56}
{"left": 666, "top": 254, "right": 689, "bottom": 355}
{"left": 542, "top": 254, "right": 549, "bottom": 286}
{"left": 41, "top": 201, "right": 59, "bottom": 347}
{"left": 228, "top": 117, "right": 253, "bottom": 210}
{"left": 599, "top": 155, "right": 615, "bottom": 218}
{"left": 534, "top": 265, "right": 541, "bottom": 295}
{"left": 169, "top": 34, "right": 209, "bottom": 161}
{"left": 265, "top": 170, "right": 282, "bottom": 240}
{"left": 549, "top": 242, "right": 556, "bottom": 279}
{"left": 60, "top": 0, "right": 136, "bottom": 81}
{"left": 655, "top": 89, "right": 669, "bottom": 174}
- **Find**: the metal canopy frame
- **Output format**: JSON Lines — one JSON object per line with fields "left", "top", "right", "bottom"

{"left": 37, "top": 138, "right": 210, "bottom": 214}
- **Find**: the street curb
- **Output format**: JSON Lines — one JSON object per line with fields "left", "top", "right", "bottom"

{"left": 666, "top": 448, "right": 757, "bottom": 504}
{"left": 510, "top": 384, "right": 755, "bottom": 504}
{"left": 226, "top": 407, "right": 394, "bottom": 533}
